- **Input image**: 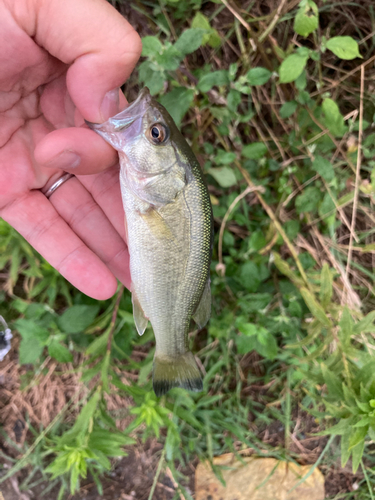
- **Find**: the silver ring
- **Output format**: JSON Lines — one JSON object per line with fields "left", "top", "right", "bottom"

{"left": 42, "top": 173, "right": 74, "bottom": 199}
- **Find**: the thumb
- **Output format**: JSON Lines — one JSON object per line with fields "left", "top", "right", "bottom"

{"left": 17, "top": 0, "right": 142, "bottom": 122}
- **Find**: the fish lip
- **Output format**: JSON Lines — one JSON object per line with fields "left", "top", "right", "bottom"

{"left": 85, "top": 87, "right": 151, "bottom": 131}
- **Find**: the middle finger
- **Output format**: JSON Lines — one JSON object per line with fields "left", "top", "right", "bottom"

{"left": 49, "top": 173, "right": 131, "bottom": 289}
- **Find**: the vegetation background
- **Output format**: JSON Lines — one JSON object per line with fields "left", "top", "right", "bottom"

{"left": 1, "top": 0, "right": 375, "bottom": 498}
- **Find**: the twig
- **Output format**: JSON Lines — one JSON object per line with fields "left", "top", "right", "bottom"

{"left": 220, "top": 0, "right": 251, "bottom": 32}
{"left": 218, "top": 186, "right": 260, "bottom": 275}
{"left": 345, "top": 65, "right": 365, "bottom": 293}
{"left": 220, "top": 0, "right": 273, "bottom": 68}
{"left": 148, "top": 448, "right": 166, "bottom": 500}
{"left": 259, "top": 0, "right": 288, "bottom": 42}
{"left": 165, "top": 467, "right": 186, "bottom": 500}
{"left": 311, "top": 54, "right": 375, "bottom": 97}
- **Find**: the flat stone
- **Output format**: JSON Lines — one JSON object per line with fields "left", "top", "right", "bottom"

{"left": 195, "top": 454, "right": 324, "bottom": 500}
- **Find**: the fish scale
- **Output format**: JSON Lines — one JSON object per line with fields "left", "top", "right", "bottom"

{"left": 87, "top": 87, "right": 213, "bottom": 396}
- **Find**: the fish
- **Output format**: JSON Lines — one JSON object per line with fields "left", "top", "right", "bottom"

{"left": 87, "top": 88, "right": 213, "bottom": 396}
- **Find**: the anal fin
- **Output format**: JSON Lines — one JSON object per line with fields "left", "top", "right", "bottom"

{"left": 193, "top": 279, "right": 211, "bottom": 329}
{"left": 132, "top": 291, "right": 148, "bottom": 336}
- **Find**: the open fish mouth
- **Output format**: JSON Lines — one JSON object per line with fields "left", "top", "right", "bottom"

{"left": 85, "top": 87, "right": 152, "bottom": 132}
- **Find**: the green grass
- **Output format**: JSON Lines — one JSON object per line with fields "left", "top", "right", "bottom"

{"left": 2, "top": 0, "right": 375, "bottom": 497}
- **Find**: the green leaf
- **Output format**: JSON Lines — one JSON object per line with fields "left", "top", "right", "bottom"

{"left": 279, "top": 53, "right": 309, "bottom": 83}
{"left": 322, "top": 98, "right": 346, "bottom": 137}
{"left": 300, "top": 288, "right": 332, "bottom": 327}
{"left": 354, "top": 310, "right": 375, "bottom": 334}
{"left": 19, "top": 337, "right": 44, "bottom": 364}
{"left": 349, "top": 425, "right": 368, "bottom": 450}
{"left": 155, "top": 45, "right": 181, "bottom": 71}
{"left": 320, "top": 263, "right": 333, "bottom": 308}
{"left": 215, "top": 150, "right": 236, "bottom": 165}
{"left": 174, "top": 28, "right": 206, "bottom": 56}
{"left": 354, "top": 417, "right": 370, "bottom": 427}
{"left": 237, "top": 323, "right": 257, "bottom": 337}
{"left": 341, "top": 431, "right": 351, "bottom": 467}
{"left": 295, "top": 71, "right": 307, "bottom": 91}
{"left": 57, "top": 305, "right": 99, "bottom": 334}
{"left": 101, "top": 351, "right": 111, "bottom": 392}
{"left": 280, "top": 101, "right": 298, "bottom": 119}
{"left": 319, "top": 418, "right": 352, "bottom": 436}
{"left": 246, "top": 67, "right": 272, "bottom": 86}
{"left": 85, "top": 330, "right": 110, "bottom": 357}
{"left": 312, "top": 155, "right": 335, "bottom": 181}
{"left": 198, "top": 70, "right": 230, "bottom": 92}
{"left": 339, "top": 307, "right": 353, "bottom": 346}
{"left": 141, "top": 36, "right": 163, "bottom": 57}
{"left": 144, "top": 70, "right": 166, "bottom": 95}
{"left": 294, "top": 0, "right": 319, "bottom": 37}
{"left": 227, "top": 89, "right": 241, "bottom": 112}
{"left": 48, "top": 339, "right": 73, "bottom": 363}
{"left": 239, "top": 261, "right": 260, "bottom": 292}
{"left": 62, "top": 390, "right": 101, "bottom": 443}
{"left": 295, "top": 187, "right": 322, "bottom": 214}
{"left": 321, "top": 363, "right": 344, "bottom": 398}
{"left": 15, "top": 318, "right": 49, "bottom": 342}
{"left": 352, "top": 439, "right": 365, "bottom": 473}
{"left": 272, "top": 252, "right": 304, "bottom": 286}
{"left": 355, "top": 399, "right": 370, "bottom": 413}
{"left": 242, "top": 142, "right": 268, "bottom": 159}
{"left": 208, "top": 167, "right": 237, "bottom": 188}
{"left": 191, "top": 12, "right": 221, "bottom": 48}
{"left": 326, "top": 36, "right": 362, "bottom": 60}
{"left": 159, "top": 88, "right": 194, "bottom": 127}
{"left": 236, "top": 327, "right": 277, "bottom": 359}
{"left": 318, "top": 192, "right": 336, "bottom": 223}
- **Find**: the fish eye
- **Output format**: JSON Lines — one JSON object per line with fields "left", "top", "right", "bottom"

{"left": 148, "top": 123, "right": 169, "bottom": 145}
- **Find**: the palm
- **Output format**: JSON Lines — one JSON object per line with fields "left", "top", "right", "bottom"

{"left": 0, "top": 8, "right": 138, "bottom": 298}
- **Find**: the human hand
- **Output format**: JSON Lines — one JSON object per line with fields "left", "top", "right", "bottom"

{"left": 0, "top": 0, "right": 142, "bottom": 299}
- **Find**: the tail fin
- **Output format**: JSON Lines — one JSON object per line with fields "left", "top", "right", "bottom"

{"left": 153, "top": 352, "right": 203, "bottom": 397}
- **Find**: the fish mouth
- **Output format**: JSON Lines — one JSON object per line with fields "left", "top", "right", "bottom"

{"left": 85, "top": 87, "right": 152, "bottom": 132}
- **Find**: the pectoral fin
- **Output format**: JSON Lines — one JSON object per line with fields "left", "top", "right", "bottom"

{"left": 141, "top": 208, "right": 177, "bottom": 244}
{"left": 193, "top": 279, "right": 211, "bottom": 329}
{"left": 132, "top": 291, "right": 148, "bottom": 336}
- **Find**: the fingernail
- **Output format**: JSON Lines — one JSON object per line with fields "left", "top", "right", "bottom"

{"left": 100, "top": 88, "right": 120, "bottom": 121}
{"left": 44, "top": 151, "right": 81, "bottom": 170}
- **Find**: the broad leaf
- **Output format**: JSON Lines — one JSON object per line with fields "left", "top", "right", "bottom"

{"left": 326, "top": 36, "right": 362, "bottom": 60}
{"left": 242, "top": 142, "right": 268, "bottom": 159}
{"left": 58, "top": 305, "right": 99, "bottom": 334}
{"left": 279, "top": 53, "right": 309, "bottom": 83}
{"left": 174, "top": 28, "right": 206, "bottom": 56}
{"left": 294, "top": 0, "right": 319, "bottom": 37}
{"left": 322, "top": 98, "right": 346, "bottom": 137}
{"left": 198, "top": 70, "right": 229, "bottom": 92}
{"left": 246, "top": 67, "right": 272, "bottom": 86}
{"left": 48, "top": 339, "right": 73, "bottom": 363}
{"left": 159, "top": 88, "right": 194, "bottom": 127}
{"left": 208, "top": 167, "right": 237, "bottom": 188}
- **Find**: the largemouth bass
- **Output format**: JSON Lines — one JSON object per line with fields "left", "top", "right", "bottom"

{"left": 87, "top": 88, "right": 213, "bottom": 396}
